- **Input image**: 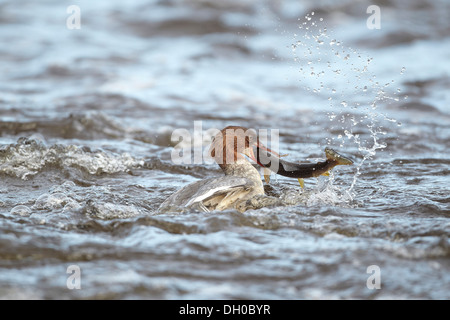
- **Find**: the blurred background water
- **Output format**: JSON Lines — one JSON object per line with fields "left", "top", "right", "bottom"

{"left": 0, "top": 0, "right": 449, "bottom": 299}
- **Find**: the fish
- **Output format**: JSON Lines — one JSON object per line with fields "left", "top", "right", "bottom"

{"left": 256, "top": 147, "right": 354, "bottom": 188}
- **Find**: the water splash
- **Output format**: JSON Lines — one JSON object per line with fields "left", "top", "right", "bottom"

{"left": 291, "top": 12, "right": 406, "bottom": 204}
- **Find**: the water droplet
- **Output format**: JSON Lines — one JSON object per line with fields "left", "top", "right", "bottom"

{"left": 10, "top": 205, "right": 32, "bottom": 217}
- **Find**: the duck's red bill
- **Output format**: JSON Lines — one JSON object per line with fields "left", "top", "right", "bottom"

{"left": 248, "top": 141, "right": 280, "bottom": 167}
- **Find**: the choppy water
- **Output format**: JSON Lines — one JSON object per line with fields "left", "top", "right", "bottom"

{"left": 0, "top": 0, "right": 449, "bottom": 299}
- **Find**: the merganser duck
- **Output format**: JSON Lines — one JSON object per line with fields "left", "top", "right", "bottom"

{"left": 159, "top": 125, "right": 354, "bottom": 213}
{"left": 159, "top": 126, "right": 280, "bottom": 212}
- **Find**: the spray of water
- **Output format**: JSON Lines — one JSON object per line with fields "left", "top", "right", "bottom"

{"left": 290, "top": 12, "right": 405, "bottom": 206}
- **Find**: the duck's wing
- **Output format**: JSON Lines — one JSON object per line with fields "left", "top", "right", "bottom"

{"left": 159, "top": 176, "right": 252, "bottom": 212}
{"left": 186, "top": 176, "right": 252, "bottom": 211}
{"left": 159, "top": 178, "right": 214, "bottom": 209}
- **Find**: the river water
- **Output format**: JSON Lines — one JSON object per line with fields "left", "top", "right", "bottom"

{"left": 0, "top": 0, "right": 449, "bottom": 299}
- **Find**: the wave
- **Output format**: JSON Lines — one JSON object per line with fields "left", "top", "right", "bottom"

{"left": 0, "top": 137, "right": 144, "bottom": 180}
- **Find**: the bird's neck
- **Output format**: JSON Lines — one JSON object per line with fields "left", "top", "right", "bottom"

{"left": 221, "top": 158, "right": 262, "bottom": 182}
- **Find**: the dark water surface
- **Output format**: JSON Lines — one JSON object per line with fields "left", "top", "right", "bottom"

{"left": 0, "top": 0, "right": 449, "bottom": 299}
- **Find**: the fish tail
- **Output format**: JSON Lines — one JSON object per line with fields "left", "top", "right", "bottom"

{"left": 324, "top": 147, "right": 353, "bottom": 165}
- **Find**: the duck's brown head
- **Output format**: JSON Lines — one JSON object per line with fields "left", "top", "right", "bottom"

{"left": 209, "top": 126, "right": 276, "bottom": 170}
